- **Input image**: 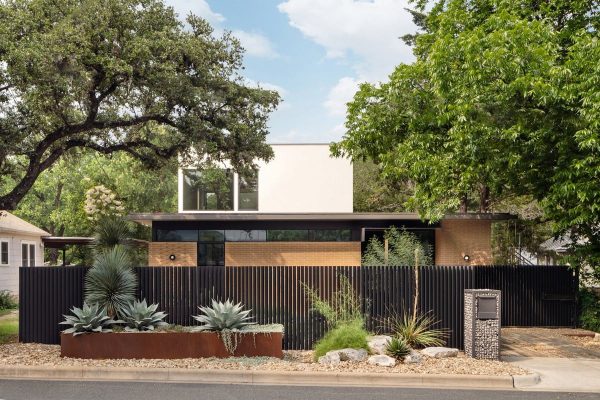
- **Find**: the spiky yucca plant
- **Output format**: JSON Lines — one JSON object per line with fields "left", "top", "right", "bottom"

{"left": 121, "top": 299, "right": 168, "bottom": 332}
{"left": 193, "top": 299, "right": 255, "bottom": 331}
{"left": 391, "top": 312, "right": 447, "bottom": 349}
{"left": 59, "top": 302, "right": 119, "bottom": 336}
{"left": 85, "top": 245, "right": 137, "bottom": 317}
{"left": 385, "top": 336, "right": 411, "bottom": 359}
{"left": 93, "top": 216, "right": 134, "bottom": 251}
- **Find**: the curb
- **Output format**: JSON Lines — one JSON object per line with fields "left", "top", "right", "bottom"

{"left": 0, "top": 365, "right": 536, "bottom": 389}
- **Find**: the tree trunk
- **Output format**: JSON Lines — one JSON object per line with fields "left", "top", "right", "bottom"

{"left": 479, "top": 185, "right": 490, "bottom": 213}
{"left": 412, "top": 248, "right": 420, "bottom": 321}
{"left": 459, "top": 194, "right": 468, "bottom": 213}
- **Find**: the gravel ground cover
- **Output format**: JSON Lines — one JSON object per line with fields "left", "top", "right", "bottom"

{"left": 0, "top": 343, "right": 527, "bottom": 376}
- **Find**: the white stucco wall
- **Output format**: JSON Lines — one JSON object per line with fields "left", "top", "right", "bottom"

{"left": 178, "top": 144, "right": 353, "bottom": 213}
{"left": 0, "top": 234, "right": 45, "bottom": 296}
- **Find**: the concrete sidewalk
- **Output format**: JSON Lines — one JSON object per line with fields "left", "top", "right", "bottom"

{"left": 505, "top": 357, "right": 600, "bottom": 393}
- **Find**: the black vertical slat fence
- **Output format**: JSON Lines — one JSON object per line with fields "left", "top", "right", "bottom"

{"left": 19, "top": 265, "right": 578, "bottom": 349}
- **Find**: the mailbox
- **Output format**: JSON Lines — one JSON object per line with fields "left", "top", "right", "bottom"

{"left": 464, "top": 289, "right": 501, "bottom": 360}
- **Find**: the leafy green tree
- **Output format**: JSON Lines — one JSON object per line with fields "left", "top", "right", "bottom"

{"left": 353, "top": 161, "right": 412, "bottom": 212}
{"left": 332, "top": 0, "right": 599, "bottom": 274}
{"left": 0, "top": 0, "right": 279, "bottom": 210}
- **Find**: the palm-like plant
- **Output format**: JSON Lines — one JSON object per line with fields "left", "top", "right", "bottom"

{"left": 59, "top": 302, "right": 119, "bottom": 336}
{"left": 120, "top": 299, "right": 168, "bottom": 331}
{"left": 93, "top": 216, "right": 134, "bottom": 251}
{"left": 85, "top": 245, "right": 137, "bottom": 317}
{"left": 192, "top": 299, "right": 255, "bottom": 331}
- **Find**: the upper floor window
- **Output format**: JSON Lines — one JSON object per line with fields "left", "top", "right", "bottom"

{"left": 0, "top": 240, "right": 8, "bottom": 265}
{"left": 238, "top": 171, "right": 258, "bottom": 211}
{"left": 182, "top": 169, "right": 233, "bottom": 211}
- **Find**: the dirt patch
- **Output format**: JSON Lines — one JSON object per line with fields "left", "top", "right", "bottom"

{"left": 0, "top": 343, "right": 527, "bottom": 376}
{"left": 502, "top": 328, "right": 600, "bottom": 358}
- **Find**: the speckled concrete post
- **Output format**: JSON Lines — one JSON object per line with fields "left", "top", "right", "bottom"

{"left": 464, "top": 289, "right": 501, "bottom": 360}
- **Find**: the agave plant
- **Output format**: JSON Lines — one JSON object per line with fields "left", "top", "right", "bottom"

{"left": 59, "top": 302, "right": 119, "bottom": 336}
{"left": 120, "top": 299, "right": 168, "bottom": 332}
{"left": 192, "top": 299, "right": 255, "bottom": 331}
{"left": 385, "top": 336, "right": 411, "bottom": 360}
{"left": 85, "top": 245, "right": 137, "bottom": 317}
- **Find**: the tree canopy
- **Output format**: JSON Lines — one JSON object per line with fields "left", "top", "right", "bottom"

{"left": 332, "top": 0, "right": 599, "bottom": 270}
{"left": 0, "top": 0, "right": 279, "bottom": 210}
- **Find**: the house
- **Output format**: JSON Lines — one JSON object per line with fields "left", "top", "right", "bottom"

{"left": 130, "top": 144, "right": 513, "bottom": 267}
{"left": 0, "top": 211, "right": 49, "bottom": 295}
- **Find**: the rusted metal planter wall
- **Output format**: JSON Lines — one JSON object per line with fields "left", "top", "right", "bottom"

{"left": 20, "top": 265, "right": 578, "bottom": 350}
{"left": 60, "top": 331, "right": 283, "bottom": 359}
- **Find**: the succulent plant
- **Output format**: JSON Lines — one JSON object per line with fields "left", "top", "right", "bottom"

{"left": 385, "top": 336, "right": 412, "bottom": 360}
{"left": 192, "top": 299, "right": 255, "bottom": 331}
{"left": 59, "top": 302, "right": 119, "bottom": 336}
{"left": 120, "top": 299, "right": 168, "bottom": 332}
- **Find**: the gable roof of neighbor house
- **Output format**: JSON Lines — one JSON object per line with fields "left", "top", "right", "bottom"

{"left": 0, "top": 211, "right": 51, "bottom": 237}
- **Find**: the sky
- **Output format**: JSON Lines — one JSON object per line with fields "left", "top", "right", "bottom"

{"left": 165, "top": 0, "right": 418, "bottom": 143}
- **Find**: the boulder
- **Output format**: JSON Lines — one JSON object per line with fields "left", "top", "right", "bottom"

{"left": 367, "top": 354, "right": 396, "bottom": 367}
{"left": 404, "top": 350, "right": 423, "bottom": 364}
{"left": 367, "top": 335, "right": 392, "bottom": 355}
{"left": 421, "top": 347, "right": 459, "bottom": 358}
{"left": 337, "top": 348, "right": 369, "bottom": 362}
{"left": 318, "top": 351, "right": 341, "bottom": 365}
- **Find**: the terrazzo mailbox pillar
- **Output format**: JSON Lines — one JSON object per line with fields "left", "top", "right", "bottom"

{"left": 464, "top": 289, "right": 501, "bottom": 360}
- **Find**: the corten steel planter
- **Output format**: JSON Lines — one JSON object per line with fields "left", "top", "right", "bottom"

{"left": 60, "top": 331, "right": 283, "bottom": 359}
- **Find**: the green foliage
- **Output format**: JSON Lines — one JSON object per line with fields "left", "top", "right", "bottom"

{"left": 579, "top": 289, "right": 600, "bottom": 333}
{"left": 59, "top": 303, "right": 119, "bottom": 336}
{"left": 388, "top": 312, "right": 446, "bottom": 349}
{"left": 362, "top": 227, "right": 432, "bottom": 266}
{"left": 193, "top": 299, "right": 255, "bottom": 331}
{"left": 0, "top": 0, "right": 278, "bottom": 210}
{"left": 84, "top": 246, "right": 137, "bottom": 317}
{"left": 302, "top": 274, "right": 364, "bottom": 328}
{"left": 0, "top": 290, "right": 17, "bottom": 310}
{"left": 313, "top": 319, "right": 369, "bottom": 359}
{"left": 353, "top": 161, "right": 410, "bottom": 212}
{"left": 331, "top": 0, "right": 600, "bottom": 273}
{"left": 385, "top": 336, "right": 411, "bottom": 360}
{"left": 120, "top": 299, "right": 168, "bottom": 332}
{"left": 0, "top": 314, "right": 18, "bottom": 344}
{"left": 93, "top": 216, "right": 135, "bottom": 251}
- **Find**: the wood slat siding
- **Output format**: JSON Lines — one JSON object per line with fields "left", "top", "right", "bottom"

{"left": 20, "top": 265, "right": 578, "bottom": 349}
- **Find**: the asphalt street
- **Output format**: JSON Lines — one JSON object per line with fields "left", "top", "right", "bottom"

{"left": 0, "top": 380, "right": 598, "bottom": 400}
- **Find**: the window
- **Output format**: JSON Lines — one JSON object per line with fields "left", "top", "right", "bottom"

{"left": 267, "top": 230, "right": 309, "bottom": 241}
{"left": 198, "top": 230, "right": 225, "bottom": 242}
{"left": 225, "top": 230, "right": 266, "bottom": 242}
{"left": 198, "top": 243, "right": 224, "bottom": 266}
{"left": 0, "top": 241, "right": 8, "bottom": 265}
{"left": 182, "top": 169, "right": 233, "bottom": 211}
{"left": 21, "top": 242, "right": 35, "bottom": 267}
{"left": 238, "top": 171, "right": 258, "bottom": 211}
{"left": 155, "top": 229, "right": 198, "bottom": 242}
{"left": 309, "top": 229, "right": 352, "bottom": 242}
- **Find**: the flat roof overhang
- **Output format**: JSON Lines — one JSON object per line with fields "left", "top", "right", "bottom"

{"left": 42, "top": 236, "right": 94, "bottom": 248}
{"left": 128, "top": 212, "right": 516, "bottom": 226}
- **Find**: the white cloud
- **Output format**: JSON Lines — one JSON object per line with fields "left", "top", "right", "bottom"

{"left": 244, "top": 78, "right": 287, "bottom": 97}
{"left": 278, "top": 0, "right": 415, "bottom": 80}
{"left": 166, "top": 1, "right": 278, "bottom": 59}
{"left": 323, "top": 76, "right": 360, "bottom": 116}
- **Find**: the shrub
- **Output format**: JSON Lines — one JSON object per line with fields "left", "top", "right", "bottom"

{"left": 0, "top": 290, "right": 17, "bottom": 310}
{"left": 59, "top": 302, "right": 119, "bottom": 336}
{"left": 362, "top": 227, "right": 432, "bottom": 266}
{"left": 389, "top": 312, "right": 446, "bottom": 349}
{"left": 85, "top": 245, "right": 137, "bottom": 317}
{"left": 120, "top": 299, "right": 168, "bottom": 332}
{"left": 386, "top": 336, "right": 411, "bottom": 359}
{"left": 313, "top": 319, "right": 369, "bottom": 359}
{"left": 579, "top": 288, "right": 600, "bottom": 332}
{"left": 302, "top": 274, "right": 365, "bottom": 328}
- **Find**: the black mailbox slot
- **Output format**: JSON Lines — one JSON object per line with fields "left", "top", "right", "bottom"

{"left": 476, "top": 296, "right": 498, "bottom": 319}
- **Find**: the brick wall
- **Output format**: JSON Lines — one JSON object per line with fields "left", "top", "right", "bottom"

{"left": 435, "top": 220, "right": 493, "bottom": 265}
{"left": 225, "top": 242, "right": 361, "bottom": 267}
{"left": 148, "top": 242, "right": 197, "bottom": 266}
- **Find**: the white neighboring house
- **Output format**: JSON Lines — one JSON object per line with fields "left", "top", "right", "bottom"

{"left": 0, "top": 211, "right": 49, "bottom": 296}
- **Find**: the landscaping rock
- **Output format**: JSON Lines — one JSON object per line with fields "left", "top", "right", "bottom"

{"left": 367, "top": 354, "right": 396, "bottom": 367}
{"left": 594, "top": 333, "right": 600, "bottom": 342}
{"left": 318, "top": 351, "right": 341, "bottom": 365}
{"left": 337, "top": 348, "right": 368, "bottom": 362}
{"left": 367, "top": 335, "right": 392, "bottom": 355}
{"left": 404, "top": 350, "right": 423, "bottom": 364}
{"left": 421, "top": 347, "right": 459, "bottom": 358}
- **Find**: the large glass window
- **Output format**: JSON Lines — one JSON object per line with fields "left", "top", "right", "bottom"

{"left": 309, "top": 229, "right": 352, "bottom": 242}
{"left": 182, "top": 169, "right": 233, "bottom": 211}
{"left": 238, "top": 171, "right": 258, "bottom": 211}
{"left": 155, "top": 229, "right": 198, "bottom": 242}
{"left": 199, "top": 230, "right": 225, "bottom": 242}
{"left": 225, "top": 230, "right": 266, "bottom": 242}
{"left": 267, "top": 230, "right": 309, "bottom": 241}
{"left": 0, "top": 241, "right": 8, "bottom": 265}
{"left": 198, "top": 243, "right": 224, "bottom": 266}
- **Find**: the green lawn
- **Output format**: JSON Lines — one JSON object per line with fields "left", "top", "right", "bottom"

{"left": 0, "top": 313, "right": 18, "bottom": 344}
